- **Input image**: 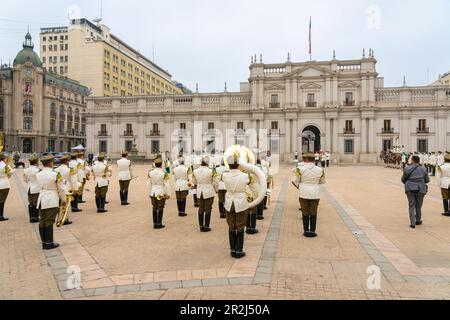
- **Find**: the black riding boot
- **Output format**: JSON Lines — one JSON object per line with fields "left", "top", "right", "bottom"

{"left": 120, "top": 191, "right": 124, "bottom": 204}
{"left": 43, "top": 225, "right": 60, "bottom": 250}
{"left": 235, "top": 230, "right": 246, "bottom": 259}
{"left": 443, "top": 200, "right": 450, "bottom": 216}
{"left": 95, "top": 197, "right": 101, "bottom": 213}
{"left": 101, "top": 197, "right": 108, "bottom": 213}
{"left": 72, "top": 195, "right": 82, "bottom": 212}
{"left": 309, "top": 215, "right": 318, "bottom": 238}
{"left": 246, "top": 211, "right": 258, "bottom": 234}
{"left": 79, "top": 193, "right": 86, "bottom": 204}
{"left": 39, "top": 225, "right": 46, "bottom": 249}
{"left": 198, "top": 210, "right": 205, "bottom": 232}
{"left": 193, "top": 194, "right": 199, "bottom": 207}
{"left": 203, "top": 210, "right": 212, "bottom": 232}
{"left": 229, "top": 230, "right": 237, "bottom": 258}
{"left": 218, "top": 202, "right": 224, "bottom": 218}
{"left": 152, "top": 208, "right": 158, "bottom": 228}
{"left": 123, "top": 191, "right": 130, "bottom": 205}
{"left": 179, "top": 199, "right": 187, "bottom": 217}
{"left": 176, "top": 200, "right": 182, "bottom": 216}
{"left": 263, "top": 196, "right": 268, "bottom": 210}
{"left": 31, "top": 206, "right": 39, "bottom": 223}
{"left": 156, "top": 209, "right": 165, "bottom": 229}
{"left": 0, "top": 203, "right": 8, "bottom": 222}
{"left": 257, "top": 202, "right": 264, "bottom": 220}
{"left": 302, "top": 215, "right": 310, "bottom": 237}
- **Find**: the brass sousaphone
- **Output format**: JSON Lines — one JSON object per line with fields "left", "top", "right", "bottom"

{"left": 223, "top": 145, "right": 267, "bottom": 208}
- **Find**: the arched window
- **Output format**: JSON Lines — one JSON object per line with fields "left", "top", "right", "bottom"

{"left": 67, "top": 107, "right": 73, "bottom": 134}
{"left": 23, "top": 100, "right": 33, "bottom": 130}
{"left": 74, "top": 108, "right": 80, "bottom": 133}
{"left": 59, "top": 105, "right": 65, "bottom": 133}
{"left": 50, "top": 103, "right": 57, "bottom": 133}
{"left": 0, "top": 99, "right": 4, "bottom": 131}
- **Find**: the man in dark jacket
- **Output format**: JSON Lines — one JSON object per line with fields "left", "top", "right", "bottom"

{"left": 401, "top": 155, "right": 430, "bottom": 228}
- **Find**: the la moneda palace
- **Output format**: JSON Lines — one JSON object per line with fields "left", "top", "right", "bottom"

{"left": 85, "top": 51, "right": 450, "bottom": 163}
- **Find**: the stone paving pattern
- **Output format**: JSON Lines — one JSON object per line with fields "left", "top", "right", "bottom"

{"left": 1, "top": 164, "right": 450, "bottom": 300}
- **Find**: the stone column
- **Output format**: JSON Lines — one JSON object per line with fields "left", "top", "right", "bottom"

{"left": 325, "top": 118, "right": 331, "bottom": 152}
{"left": 368, "top": 118, "right": 375, "bottom": 153}
{"left": 292, "top": 117, "right": 298, "bottom": 154}
{"left": 292, "top": 79, "right": 298, "bottom": 108}
{"left": 361, "top": 118, "right": 367, "bottom": 154}
{"left": 332, "top": 118, "right": 338, "bottom": 154}
{"left": 285, "top": 79, "right": 291, "bottom": 107}
{"left": 285, "top": 118, "right": 291, "bottom": 155}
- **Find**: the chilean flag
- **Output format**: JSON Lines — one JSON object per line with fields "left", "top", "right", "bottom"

{"left": 308, "top": 17, "right": 312, "bottom": 60}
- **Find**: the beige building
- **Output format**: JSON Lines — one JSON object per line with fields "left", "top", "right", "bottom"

{"left": 40, "top": 19, "right": 183, "bottom": 97}
{"left": 433, "top": 72, "right": 450, "bottom": 86}
{"left": 85, "top": 51, "right": 450, "bottom": 163}
{"left": 0, "top": 33, "right": 90, "bottom": 153}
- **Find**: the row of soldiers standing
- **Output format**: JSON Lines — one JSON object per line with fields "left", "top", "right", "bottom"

{"left": 147, "top": 152, "right": 272, "bottom": 258}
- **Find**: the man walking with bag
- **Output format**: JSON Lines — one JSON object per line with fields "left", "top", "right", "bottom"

{"left": 401, "top": 155, "right": 429, "bottom": 229}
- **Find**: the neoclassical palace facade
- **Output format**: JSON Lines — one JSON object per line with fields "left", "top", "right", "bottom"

{"left": 86, "top": 52, "right": 450, "bottom": 163}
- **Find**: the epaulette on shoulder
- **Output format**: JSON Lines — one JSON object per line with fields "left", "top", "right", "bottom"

{"left": 248, "top": 173, "right": 254, "bottom": 184}
{"left": 295, "top": 167, "right": 301, "bottom": 177}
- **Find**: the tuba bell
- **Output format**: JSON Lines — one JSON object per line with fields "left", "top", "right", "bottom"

{"left": 56, "top": 191, "right": 74, "bottom": 228}
{"left": 223, "top": 145, "right": 267, "bottom": 208}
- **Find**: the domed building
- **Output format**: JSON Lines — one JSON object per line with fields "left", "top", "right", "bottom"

{"left": 0, "top": 32, "right": 90, "bottom": 153}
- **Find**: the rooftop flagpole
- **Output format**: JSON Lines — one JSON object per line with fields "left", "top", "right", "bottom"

{"left": 308, "top": 16, "right": 312, "bottom": 61}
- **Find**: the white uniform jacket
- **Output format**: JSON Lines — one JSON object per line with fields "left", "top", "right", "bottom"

{"left": 438, "top": 163, "right": 450, "bottom": 189}
{"left": 76, "top": 159, "right": 86, "bottom": 182}
{"left": 36, "top": 168, "right": 66, "bottom": 210}
{"left": 173, "top": 165, "right": 192, "bottom": 192}
{"left": 0, "top": 161, "right": 12, "bottom": 190}
{"left": 148, "top": 168, "right": 170, "bottom": 197}
{"left": 222, "top": 169, "right": 252, "bottom": 213}
{"left": 117, "top": 158, "right": 132, "bottom": 181}
{"left": 192, "top": 166, "right": 218, "bottom": 199}
{"left": 216, "top": 165, "right": 228, "bottom": 191}
{"left": 92, "top": 162, "right": 111, "bottom": 188}
{"left": 293, "top": 163, "right": 325, "bottom": 200}
{"left": 55, "top": 164, "right": 79, "bottom": 194}
{"left": 23, "top": 165, "right": 41, "bottom": 194}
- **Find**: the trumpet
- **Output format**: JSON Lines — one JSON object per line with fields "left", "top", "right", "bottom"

{"left": 56, "top": 191, "right": 74, "bottom": 228}
{"left": 156, "top": 194, "right": 169, "bottom": 201}
{"left": 4, "top": 156, "right": 14, "bottom": 178}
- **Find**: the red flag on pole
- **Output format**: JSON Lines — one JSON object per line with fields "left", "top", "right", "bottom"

{"left": 309, "top": 16, "right": 312, "bottom": 60}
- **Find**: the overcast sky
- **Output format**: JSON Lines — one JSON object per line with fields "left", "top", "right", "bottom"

{"left": 1, "top": 0, "right": 449, "bottom": 92}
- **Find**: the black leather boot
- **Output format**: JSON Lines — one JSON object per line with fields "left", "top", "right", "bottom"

{"left": 100, "top": 197, "right": 108, "bottom": 213}
{"left": 302, "top": 215, "right": 310, "bottom": 237}
{"left": 193, "top": 194, "right": 199, "bottom": 208}
{"left": 263, "top": 196, "right": 268, "bottom": 210}
{"left": 95, "top": 197, "right": 101, "bottom": 213}
{"left": 203, "top": 210, "right": 212, "bottom": 232}
{"left": 79, "top": 193, "right": 86, "bottom": 204}
{"left": 176, "top": 200, "right": 182, "bottom": 216}
{"left": 198, "top": 210, "right": 205, "bottom": 232}
{"left": 443, "top": 200, "right": 450, "bottom": 216}
{"left": 71, "top": 195, "right": 82, "bottom": 212}
{"left": 235, "top": 230, "right": 246, "bottom": 259}
{"left": 43, "top": 225, "right": 60, "bottom": 250}
{"left": 0, "top": 203, "right": 8, "bottom": 222}
{"left": 39, "top": 225, "right": 46, "bottom": 249}
{"left": 156, "top": 209, "right": 165, "bottom": 229}
{"left": 120, "top": 191, "right": 124, "bottom": 204}
{"left": 229, "top": 230, "right": 236, "bottom": 258}
{"left": 179, "top": 199, "right": 187, "bottom": 217}
{"left": 123, "top": 191, "right": 130, "bottom": 205}
{"left": 309, "top": 215, "right": 318, "bottom": 238}
{"left": 28, "top": 205, "right": 34, "bottom": 223}
{"left": 152, "top": 208, "right": 158, "bottom": 228}
{"left": 257, "top": 202, "right": 264, "bottom": 220}
{"left": 31, "top": 206, "right": 39, "bottom": 223}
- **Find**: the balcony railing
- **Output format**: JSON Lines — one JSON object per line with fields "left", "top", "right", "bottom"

{"left": 382, "top": 128, "right": 394, "bottom": 134}
{"left": 269, "top": 102, "right": 280, "bottom": 108}
{"left": 417, "top": 127, "right": 429, "bottom": 134}
{"left": 123, "top": 130, "right": 134, "bottom": 137}
{"left": 204, "top": 129, "right": 217, "bottom": 135}
{"left": 305, "top": 101, "right": 317, "bottom": 108}
{"left": 150, "top": 130, "right": 161, "bottom": 136}
{"left": 235, "top": 129, "right": 246, "bottom": 135}
{"left": 269, "top": 129, "right": 280, "bottom": 135}
{"left": 343, "top": 100, "right": 355, "bottom": 106}
{"left": 98, "top": 131, "right": 108, "bottom": 136}
{"left": 343, "top": 128, "right": 355, "bottom": 134}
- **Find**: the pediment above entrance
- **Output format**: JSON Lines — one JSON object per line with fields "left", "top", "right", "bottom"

{"left": 265, "top": 83, "right": 285, "bottom": 90}
{"left": 288, "top": 64, "right": 332, "bottom": 78}
{"left": 338, "top": 80, "right": 360, "bottom": 88}
{"left": 300, "top": 82, "right": 322, "bottom": 89}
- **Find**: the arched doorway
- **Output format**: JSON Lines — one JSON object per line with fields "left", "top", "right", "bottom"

{"left": 302, "top": 126, "right": 321, "bottom": 153}
{"left": 23, "top": 138, "right": 33, "bottom": 153}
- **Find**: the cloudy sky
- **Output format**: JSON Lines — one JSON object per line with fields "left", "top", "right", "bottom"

{"left": 1, "top": 0, "right": 449, "bottom": 92}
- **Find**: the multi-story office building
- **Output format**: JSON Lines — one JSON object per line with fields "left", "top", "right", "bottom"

{"left": 0, "top": 33, "right": 90, "bottom": 153}
{"left": 40, "top": 19, "right": 183, "bottom": 97}
{"left": 85, "top": 51, "right": 450, "bottom": 163}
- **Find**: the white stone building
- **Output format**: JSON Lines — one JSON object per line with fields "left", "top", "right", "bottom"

{"left": 85, "top": 51, "right": 450, "bottom": 163}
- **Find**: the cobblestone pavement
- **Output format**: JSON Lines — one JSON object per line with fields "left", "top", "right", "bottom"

{"left": 1, "top": 164, "right": 450, "bottom": 300}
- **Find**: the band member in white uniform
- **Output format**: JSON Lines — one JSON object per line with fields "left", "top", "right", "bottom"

{"left": 23, "top": 154, "right": 40, "bottom": 223}
{"left": 117, "top": 152, "right": 132, "bottom": 206}
{"left": 148, "top": 155, "right": 171, "bottom": 229}
{"left": 69, "top": 153, "right": 82, "bottom": 212}
{"left": 173, "top": 157, "right": 192, "bottom": 217}
{"left": 0, "top": 153, "right": 13, "bottom": 222}
{"left": 92, "top": 153, "right": 112, "bottom": 213}
{"left": 216, "top": 158, "right": 228, "bottom": 219}
{"left": 55, "top": 154, "right": 78, "bottom": 226}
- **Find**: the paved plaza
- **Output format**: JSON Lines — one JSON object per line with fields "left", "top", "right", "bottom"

{"left": 1, "top": 164, "right": 450, "bottom": 300}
